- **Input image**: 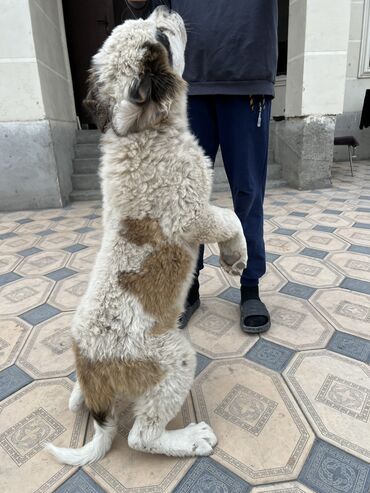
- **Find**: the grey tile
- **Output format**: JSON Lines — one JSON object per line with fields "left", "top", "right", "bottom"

{"left": 17, "top": 246, "right": 42, "bottom": 257}
{"left": 266, "top": 252, "right": 280, "bottom": 263}
{"left": 0, "top": 232, "right": 17, "bottom": 240}
{"left": 340, "top": 278, "right": 370, "bottom": 295}
{"left": 356, "top": 207, "right": 370, "bottom": 213}
{"left": 302, "top": 199, "right": 317, "bottom": 204}
{"left": 299, "top": 440, "right": 370, "bottom": 493}
{"left": 322, "top": 209, "right": 342, "bottom": 215}
{"left": 327, "top": 331, "right": 370, "bottom": 364}
{"left": 264, "top": 214, "right": 273, "bottom": 220}
{"left": 16, "top": 218, "right": 33, "bottom": 224}
{"left": 279, "top": 282, "right": 316, "bottom": 300}
{"left": 272, "top": 201, "right": 288, "bottom": 206}
{"left": 289, "top": 211, "right": 308, "bottom": 217}
{"left": 330, "top": 198, "right": 346, "bottom": 203}
{"left": 218, "top": 287, "right": 240, "bottom": 304}
{"left": 36, "top": 229, "right": 56, "bottom": 237}
{"left": 173, "top": 457, "right": 251, "bottom": 493}
{"left": 348, "top": 245, "right": 370, "bottom": 255}
{"left": 0, "top": 365, "right": 33, "bottom": 400}
{"left": 68, "top": 371, "right": 77, "bottom": 382}
{"left": 20, "top": 303, "right": 61, "bottom": 325}
{"left": 196, "top": 353, "right": 212, "bottom": 377}
{"left": 204, "top": 255, "right": 220, "bottom": 267}
{"left": 46, "top": 267, "right": 77, "bottom": 281}
{"left": 353, "top": 222, "right": 370, "bottom": 229}
{"left": 55, "top": 470, "right": 106, "bottom": 493}
{"left": 63, "top": 243, "right": 87, "bottom": 253}
{"left": 300, "top": 248, "right": 328, "bottom": 259}
{"left": 0, "top": 272, "right": 22, "bottom": 287}
{"left": 274, "top": 228, "right": 297, "bottom": 236}
{"left": 83, "top": 213, "right": 100, "bottom": 220}
{"left": 50, "top": 216, "right": 66, "bottom": 222}
{"left": 245, "top": 339, "right": 294, "bottom": 373}
{"left": 74, "top": 226, "right": 94, "bottom": 234}
{"left": 359, "top": 195, "right": 370, "bottom": 201}
{"left": 313, "top": 225, "right": 336, "bottom": 233}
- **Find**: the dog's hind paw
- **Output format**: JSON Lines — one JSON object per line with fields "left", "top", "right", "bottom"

{"left": 184, "top": 422, "right": 218, "bottom": 456}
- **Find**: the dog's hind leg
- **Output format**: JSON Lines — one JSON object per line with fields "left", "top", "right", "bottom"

{"left": 46, "top": 354, "right": 118, "bottom": 466}
{"left": 128, "top": 337, "right": 217, "bottom": 457}
{"left": 69, "top": 380, "right": 85, "bottom": 412}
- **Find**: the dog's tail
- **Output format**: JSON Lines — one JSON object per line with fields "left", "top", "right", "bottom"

{"left": 45, "top": 418, "right": 117, "bottom": 466}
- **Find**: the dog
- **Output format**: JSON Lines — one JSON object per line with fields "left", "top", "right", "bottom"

{"left": 46, "top": 6, "right": 247, "bottom": 466}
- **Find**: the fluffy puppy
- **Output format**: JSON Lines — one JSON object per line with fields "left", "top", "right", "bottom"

{"left": 46, "top": 6, "right": 247, "bottom": 465}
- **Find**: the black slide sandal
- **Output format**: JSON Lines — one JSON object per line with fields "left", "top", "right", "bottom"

{"left": 240, "top": 298, "right": 271, "bottom": 334}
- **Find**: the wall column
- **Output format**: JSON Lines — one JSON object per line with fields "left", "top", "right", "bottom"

{"left": 275, "top": 0, "right": 351, "bottom": 189}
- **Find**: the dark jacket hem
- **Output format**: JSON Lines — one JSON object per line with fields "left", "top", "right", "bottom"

{"left": 187, "top": 80, "right": 275, "bottom": 97}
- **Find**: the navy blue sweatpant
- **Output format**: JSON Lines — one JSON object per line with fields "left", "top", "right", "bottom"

{"left": 188, "top": 95, "right": 271, "bottom": 287}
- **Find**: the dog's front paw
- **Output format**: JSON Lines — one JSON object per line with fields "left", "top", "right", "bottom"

{"left": 220, "top": 252, "right": 246, "bottom": 276}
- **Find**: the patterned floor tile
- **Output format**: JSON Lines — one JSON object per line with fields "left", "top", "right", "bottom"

{"left": 0, "top": 318, "right": 30, "bottom": 371}
{"left": 299, "top": 247, "right": 328, "bottom": 259}
{"left": 187, "top": 298, "right": 258, "bottom": 359}
{"left": 311, "top": 288, "right": 370, "bottom": 340}
{"left": 0, "top": 365, "right": 33, "bottom": 400}
{"left": 195, "top": 353, "right": 212, "bottom": 377}
{"left": 0, "top": 221, "right": 21, "bottom": 235}
{"left": 0, "top": 379, "right": 89, "bottom": 492}
{"left": 55, "top": 469, "right": 107, "bottom": 493}
{"left": 272, "top": 216, "right": 313, "bottom": 231}
{"left": 251, "top": 482, "right": 315, "bottom": 492}
{"left": 340, "top": 277, "right": 370, "bottom": 295}
{"left": 0, "top": 277, "right": 55, "bottom": 317}
{"left": 0, "top": 234, "right": 40, "bottom": 255}
{"left": 18, "top": 312, "right": 75, "bottom": 379}
{"left": 199, "top": 265, "right": 230, "bottom": 298}
{"left": 329, "top": 250, "right": 370, "bottom": 282}
{"left": 308, "top": 213, "right": 353, "bottom": 229}
{"left": 0, "top": 271, "right": 22, "bottom": 287}
{"left": 327, "top": 331, "right": 370, "bottom": 364}
{"left": 46, "top": 267, "right": 77, "bottom": 281}
{"left": 246, "top": 339, "right": 294, "bottom": 372}
{"left": 52, "top": 217, "right": 90, "bottom": 232}
{"left": 0, "top": 253, "right": 22, "bottom": 274}
{"left": 15, "top": 250, "right": 70, "bottom": 276}
{"left": 192, "top": 359, "right": 314, "bottom": 485}
{"left": 84, "top": 395, "right": 196, "bottom": 493}
{"left": 265, "top": 235, "right": 302, "bottom": 255}
{"left": 20, "top": 303, "right": 61, "bottom": 326}
{"left": 275, "top": 255, "right": 343, "bottom": 288}
{"left": 173, "top": 457, "right": 252, "bottom": 492}
{"left": 284, "top": 350, "right": 370, "bottom": 462}
{"left": 38, "top": 231, "right": 81, "bottom": 250}
{"left": 80, "top": 230, "right": 102, "bottom": 247}
{"left": 261, "top": 293, "right": 334, "bottom": 350}
{"left": 49, "top": 272, "right": 90, "bottom": 311}
{"left": 299, "top": 440, "right": 370, "bottom": 493}
{"left": 335, "top": 227, "right": 370, "bottom": 246}
{"left": 67, "top": 247, "right": 98, "bottom": 272}
{"left": 15, "top": 220, "right": 53, "bottom": 235}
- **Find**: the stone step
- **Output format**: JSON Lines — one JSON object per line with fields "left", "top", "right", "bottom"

{"left": 70, "top": 189, "right": 102, "bottom": 201}
{"left": 72, "top": 173, "right": 100, "bottom": 191}
{"left": 75, "top": 143, "right": 100, "bottom": 159}
{"left": 76, "top": 130, "right": 101, "bottom": 143}
{"left": 73, "top": 158, "right": 100, "bottom": 174}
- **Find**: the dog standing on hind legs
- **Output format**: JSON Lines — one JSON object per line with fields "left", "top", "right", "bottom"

{"left": 46, "top": 6, "right": 247, "bottom": 466}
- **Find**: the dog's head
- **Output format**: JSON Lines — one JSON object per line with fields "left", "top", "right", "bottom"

{"left": 84, "top": 6, "right": 187, "bottom": 135}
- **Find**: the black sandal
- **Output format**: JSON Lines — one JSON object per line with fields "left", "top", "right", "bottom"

{"left": 179, "top": 299, "right": 201, "bottom": 329}
{"left": 240, "top": 298, "right": 271, "bottom": 334}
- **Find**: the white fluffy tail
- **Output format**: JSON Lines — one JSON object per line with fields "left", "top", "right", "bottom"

{"left": 45, "top": 419, "right": 117, "bottom": 466}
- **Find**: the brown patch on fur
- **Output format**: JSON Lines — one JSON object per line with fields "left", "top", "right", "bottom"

{"left": 119, "top": 218, "right": 192, "bottom": 335}
{"left": 121, "top": 217, "right": 164, "bottom": 246}
{"left": 74, "top": 342, "right": 164, "bottom": 424}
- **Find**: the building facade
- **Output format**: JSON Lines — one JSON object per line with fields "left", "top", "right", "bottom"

{"left": 0, "top": 0, "right": 369, "bottom": 210}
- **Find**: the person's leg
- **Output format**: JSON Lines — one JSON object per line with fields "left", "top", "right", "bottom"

{"left": 179, "top": 96, "right": 220, "bottom": 328}
{"left": 216, "top": 95, "right": 271, "bottom": 333}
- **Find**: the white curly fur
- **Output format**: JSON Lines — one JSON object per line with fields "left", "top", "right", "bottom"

{"left": 47, "top": 7, "right": 246, "bottom": 466}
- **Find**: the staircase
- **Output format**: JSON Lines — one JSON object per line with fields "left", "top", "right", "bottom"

{"left": 70, "top": 129, "right": 285, "bottom": 201}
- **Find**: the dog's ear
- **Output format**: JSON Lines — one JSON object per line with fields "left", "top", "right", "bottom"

{"left": 83, "top": 69, "right": 111, "bottom": 132}
{"left": 129, "top": 42, "right": 184, "bottom": 107}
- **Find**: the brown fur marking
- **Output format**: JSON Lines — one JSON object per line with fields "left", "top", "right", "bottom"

{"left": 119, "top": 218, "right": 192, "bottom": 335}
{"left": 74, "top": 342, "right": 164, "bottom": 424}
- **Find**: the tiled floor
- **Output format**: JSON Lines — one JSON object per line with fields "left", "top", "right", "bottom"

{"left": 1, "top": 161, "right": 370, "bottom": 492}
